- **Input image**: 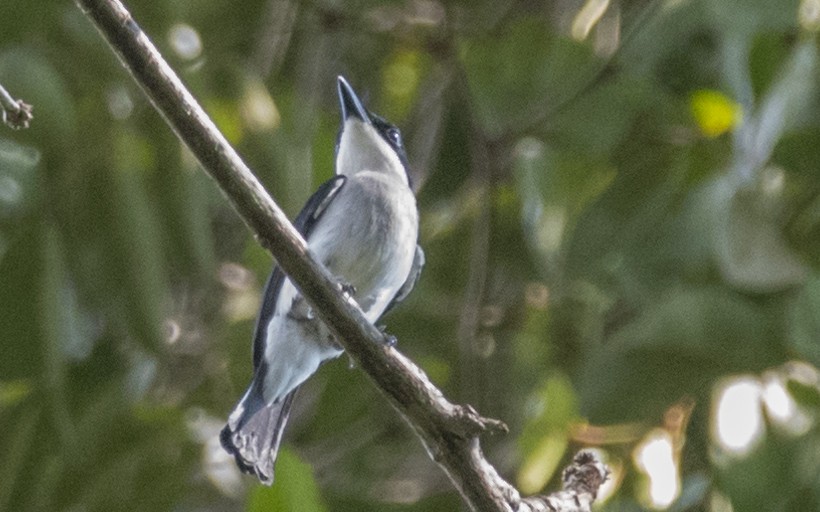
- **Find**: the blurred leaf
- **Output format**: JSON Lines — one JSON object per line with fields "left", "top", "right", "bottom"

{"left": 579, "top": 286, "right": 785, "bottom": 423}
{"left": 0, "top": 380, "right": 32, "bottom": 411}
{"left": 749, "top": 32, "right": 793, "bottom": 99}
{"left": 460, "top": 19, "right": 599, "bottom": 138}
{"left": 0, "top": 405, "right": 39, "bottom": 511}
{"left": 247, "top": 449, "right": 328, "bottom": 512}
{"left": 97, "top": 164, "right": 171, "bottom": 351}
{"left": 0, "top": 46, "right": 76, "bottom": 147}
{"left": 786, "top": 378, "right": 820, "bottom": 411}
{"left": 716, "top": 432, "right": 816, "bottom": 512}
{"left": 309, "top": 360, "right": 375, "bottom": 441}
{"left": 204, "top": 97, "right": 245, "bottom": 145}
{"left": 563, "top": 140, "right": 680, "bottom": 287}
{"left": 74, "top": 379, "right": 133, "bottom": 465}
{"left": 760, "top": 39, "right": 817, "bottom": 131}
{"left": 706, "top": 0, "right": 801, "bottom": 37}
{"left": 516, "top": 432, "right": 568, "bottom": 495}
{"left": 775, "top": 129, "right": 820, "bottom": 178}
{"left": 788, "top": 275, "right": 820, "bottom": 366}
{"left": 381, "top": 48, "right": 427, "bottom": 121}
{"left": 705, "top": 175, "right": 809, "bottom": 292}
{"left": 0, "top": 224, "right": 42, "bottom": 380}
{"left": 40, "top": 223, "right": 79, "bottom": 453}
{"left": 519, "top": 374, "right": 578, "bottom": 452}
{"left": 516, "top": 374, "right": 577, "bottom": 493}
{"left": 0, "top": 137, "right": 40, "bottom": 223}
{"left": 514, "top": 138, "right": 615, "bottom": 279}
{"left": 730, "top": 39, "right": 816, "bottom": 180}
{"left": 669, "top": 473, "right": 711, "bottom": 512}
{"left": 550, "top": 75, "right": 655, "bottom": 155}
{"left": 150, "top": 142, "right": 216, "bottom": 278}
{"left": 617, "top": 0, "right": 712, "bottom": 84}
{"left": 702, "top": 33, "right": 818, "bottom": 288}
{"left": 690, "top": 89, "right": 743, "bottom": 138}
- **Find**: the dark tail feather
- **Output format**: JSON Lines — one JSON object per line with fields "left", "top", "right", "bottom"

{"left": 220, "top": 385, "right": 298, "bottom": 485}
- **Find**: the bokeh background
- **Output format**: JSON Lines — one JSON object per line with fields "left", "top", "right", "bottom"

{"left": 1, "top": 0, "right": 819, "bottom": 510}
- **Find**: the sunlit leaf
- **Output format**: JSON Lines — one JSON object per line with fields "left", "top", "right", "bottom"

{"left": 690, "top": 89, "right": 743, "bottom": 138}
{"left": 517, "top": 432, "right": 568, "bottom": 495}
{"left": 517, "top": 375, "right": 577, "bottom": 493}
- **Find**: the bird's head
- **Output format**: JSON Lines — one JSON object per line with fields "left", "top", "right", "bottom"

{"left": 335, "top": 76, "right": 411, "bottom": 187}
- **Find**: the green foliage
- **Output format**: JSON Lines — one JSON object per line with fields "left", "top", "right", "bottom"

{"left": 1, "top": 0, "right": 819, "bottom": 511}
{"left": 247, "top": 450, "right": 328, "bottom": 512}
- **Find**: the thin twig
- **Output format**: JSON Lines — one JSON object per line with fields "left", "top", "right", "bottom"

{"left": 0, "top": 83, "right": 33, "bottom": 130}
{"left": 73, "top": 1, "right": 608, "bottom": 510}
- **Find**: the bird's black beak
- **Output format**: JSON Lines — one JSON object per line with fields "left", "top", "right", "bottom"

{"left": 337, "top": 76, "right": 369, "bottom": 123}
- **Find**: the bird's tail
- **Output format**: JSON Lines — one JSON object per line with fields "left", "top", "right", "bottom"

{"left": 220, "top": 381, "right": 298, "bottom": 485}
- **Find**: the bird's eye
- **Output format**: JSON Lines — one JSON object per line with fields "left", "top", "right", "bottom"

{"left": 387, "top": 128, "right": 401, "bottom": 145}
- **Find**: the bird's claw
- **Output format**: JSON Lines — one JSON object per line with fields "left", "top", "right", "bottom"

{"left": 377, "top": 324, "right": 398, "bottom": 347}
{"left": 339, "top": 281, "right": 357, "bottom": 298}
{"left": 287, "top": 295, "right": 315, "bottom": 321}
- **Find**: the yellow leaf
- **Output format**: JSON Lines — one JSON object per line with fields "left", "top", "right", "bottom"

{"left": 689, "top": 89, "right": 742, "bottom": 138}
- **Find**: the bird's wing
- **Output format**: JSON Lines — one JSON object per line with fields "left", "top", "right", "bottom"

{"left": 382, "top": 244, "right": 424, "bottom": 316}
{"left": 221, "top": 175, "right": 347, "bottom": 485}
{"left": 251, "top": 175, "right": 347, "bottom": 369}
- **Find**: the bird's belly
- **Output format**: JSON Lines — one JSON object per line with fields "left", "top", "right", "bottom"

{"left": 311, "top": 178, "right": 417, "bottom": 318}
{"left": 260, "top": 173, "right": 417, "bottom": 404}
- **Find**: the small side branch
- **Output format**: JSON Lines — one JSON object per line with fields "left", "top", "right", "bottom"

{"left": 519, "top": 452, "right": 610, "bottom": 512}
{"left": 73, "top": 1, "right": 608, "bottom": 510}
{"left": 0, "top": 83, "right": 33, "bottom": 130}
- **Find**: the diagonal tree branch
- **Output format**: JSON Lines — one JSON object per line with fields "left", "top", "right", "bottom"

{"left": 73, "top": 1, "right": 608, "bottom": 510}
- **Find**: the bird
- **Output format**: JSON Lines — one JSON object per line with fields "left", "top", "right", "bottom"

{"left": 220, "top": 76, "right": 424, "bottom": 485}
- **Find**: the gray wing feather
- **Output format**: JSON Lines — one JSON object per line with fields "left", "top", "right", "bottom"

{"left": 383, "top": 244, "right": 424, "bottom": 315}
{"left": 251, "top": 175, "right": 346, "bottom": 368}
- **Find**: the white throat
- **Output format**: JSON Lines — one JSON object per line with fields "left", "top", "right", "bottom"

{"left": 335, "top": 120, "right": 407, "bottom": 186}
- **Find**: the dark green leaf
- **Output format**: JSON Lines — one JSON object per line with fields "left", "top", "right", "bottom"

{"left": 788, "top": 275, "right": 820, "bottom": 366}
{"left": 460, "top": 19, "right": 599, "bottom": 138}
{"left": 579, "top": 286, "right": 785, "bottom": 423}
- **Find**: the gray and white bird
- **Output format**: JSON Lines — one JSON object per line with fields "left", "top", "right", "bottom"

{"left": 220, "top": 76, "right": 424, "bottom": 485}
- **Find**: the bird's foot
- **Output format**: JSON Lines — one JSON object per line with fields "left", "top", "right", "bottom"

{"left": 339, "top": 281, "right": 357, "bottom": 299}
{"left": 287, "top": 295, "right": 315, "bottom": 321}
{"left": 377, "top": 324, "right": 398, "bottom": 347}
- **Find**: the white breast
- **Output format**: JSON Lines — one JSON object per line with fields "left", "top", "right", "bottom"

{"left": 260, "top": 170, "right": 418, "bottom": 404}
{"left": 308, "top": 170, "right": 418, "bottom": 319}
